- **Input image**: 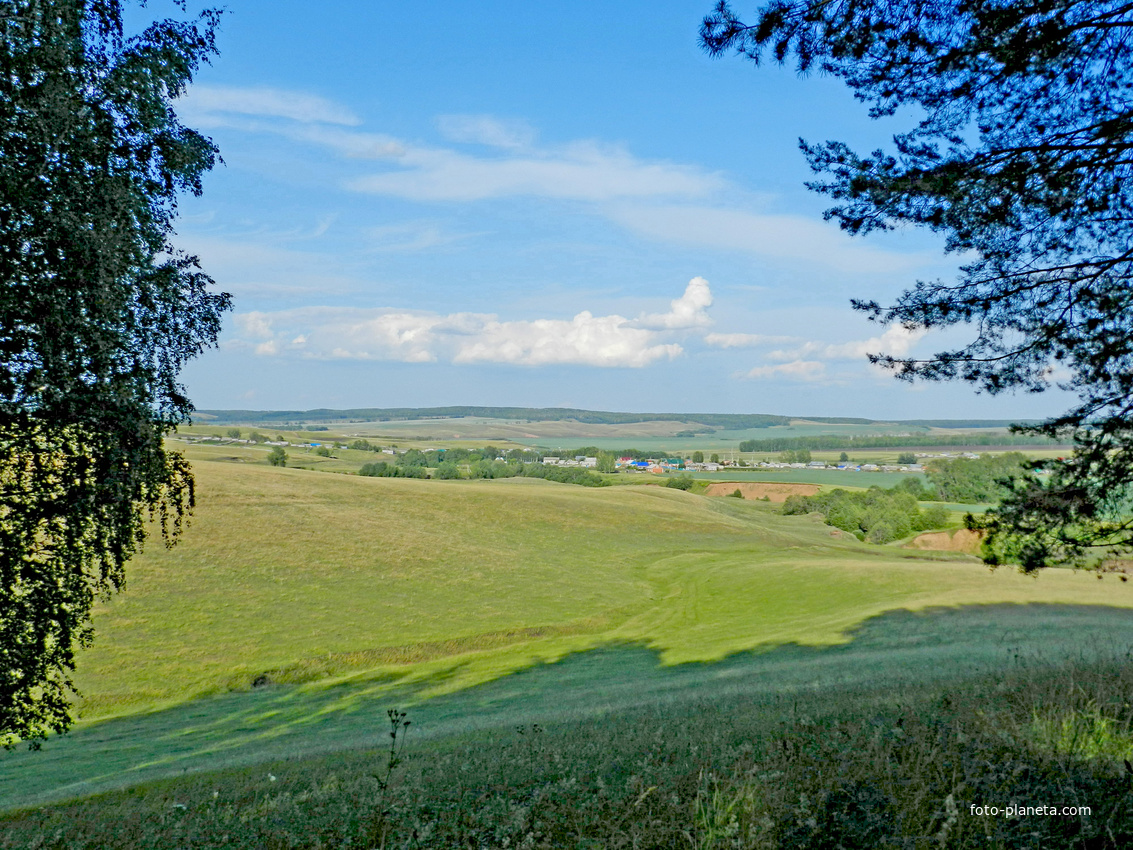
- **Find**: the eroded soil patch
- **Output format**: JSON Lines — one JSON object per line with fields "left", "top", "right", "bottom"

{"left": 703, "top": 482, "right": 820, "bottom": 502}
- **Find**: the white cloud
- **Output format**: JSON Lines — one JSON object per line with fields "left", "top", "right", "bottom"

{"left": 348, "top": 141, "right": 725, "bottom": 202}
{"left": 453, "top": 313, "right": 681, "bottom": 367}
{"left": 187, "top": 88, "right": 725, "bottom": 203}
{"left": 181, "top": 85, "right": 361, "bottom": 126}
{"left": 436, "top": 115, "right": 537, "bottom": 150}
{"left": 742, "top": 360, "right": 827, "bottom": 381}
{"left": 179, "top": 87, "right": 925, "bottom": 274}
{"left": 704, "top": 332, "right": 797, "bottom": 348}
{"left": 228, "top": 279, "right": 712, "bottom": 368}
{"left": 235, "top": 312, "right": 275, "bottom": 340}
{"left": 634, "top": 276, "right": 713, "bottom": 329}
{"left": 769, "top": 324, "right": 926, "bottom": 362}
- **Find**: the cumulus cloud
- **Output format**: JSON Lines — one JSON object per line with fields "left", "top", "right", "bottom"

{"left": 453, "top": 313, "right": 681, "bottom": 367}
{"left": 634, "top": 276, "right": 713, "bottom": 329}
{"left": 229, "top": 278, "right": 712, "bottom": 368}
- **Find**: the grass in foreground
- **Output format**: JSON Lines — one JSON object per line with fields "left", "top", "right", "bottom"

{"left": 4, "top": 649, "right": 1133, "bottom": 848}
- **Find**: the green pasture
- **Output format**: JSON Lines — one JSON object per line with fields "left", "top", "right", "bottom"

{"left": 4, "top": 605, "right": 1133, "bottom": 814}
{"left": 0, "top": 444, "right": 1126, "bottom": 810}
{"left": 68, "top": 448, "right": 1122, "bottom": 723}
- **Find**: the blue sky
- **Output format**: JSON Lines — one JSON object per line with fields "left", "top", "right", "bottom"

{"left": 153, "top": 1, "right": 1071, "bottom": 419}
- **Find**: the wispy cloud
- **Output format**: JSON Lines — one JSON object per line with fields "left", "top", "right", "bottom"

{"left": 347, "top": 141, "right": 726, "bottom": 202}
{"left": 181, "top": 85, "right": 361, "bottom": 126}
{"left": 180, "top": 234, "right": 364, "bottom": 298}
{"left": 229, "top": 278, "right": 713, "bottom": 368}
{"left": 364, "top": 221, "right": 484, "bottom": 253}
{"left": 742, "top": 360, "right": 827, "bottom": 381}
{"left": 767, "top": 324, "right": 926, "bottom": 362}
{"left": 704, "top": 331, "right": 797, "bottom": 348}
{"left": 606, "top": 204, "right": 926, "bottom": 273}
{"left": 436, "top": 114, "right": 537, "bottom": 150}
{"left": 733, "top": 324, "right": 927, "bottom": 384}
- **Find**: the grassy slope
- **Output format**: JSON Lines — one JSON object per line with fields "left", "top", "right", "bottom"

{"left": 3, "top": 446, "right": 1132, "bottom": 810}
{"left": 74, "top": 448, "right": 1128, "bottom": 719}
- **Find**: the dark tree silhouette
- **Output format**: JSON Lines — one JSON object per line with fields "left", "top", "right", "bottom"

{"left": 0, "top": 1, "right": 228, "bottom": 744}
{"left": 703, "top": 0, "right": 1133, "bottom": 571}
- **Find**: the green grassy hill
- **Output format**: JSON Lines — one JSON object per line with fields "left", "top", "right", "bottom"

{"left": 71, "top": 446, "right": 1130, "bottom": 721}
{"left": 3, "top": 445, "right": 1133, "bottom": 821}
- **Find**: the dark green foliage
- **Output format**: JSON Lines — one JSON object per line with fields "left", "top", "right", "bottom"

{"left": 266, "top": 447, "right": 287, "bottom": 467}
{"left": 926, "top": 453, "right": 1029, "bottom": 504}
{"left": 358, "top": 462, "right": 427, "bottom": 479}
{"left": 666, "top": 474, "right": 695, "bottom": 490}
{"left": 518, "top": 464, "right": 608, "bottom": 487}
{"left": 703, "top": 1, "right": 1133, "bottom": 568}
{"left": 433, "top": 461, "right": 463, "bottom": 480}
{"left": 783, "top": 486, "right": 950, "bottom": 542}
{"left": 893, "top": 475, "right": 935, "bottom": 501}
{"left": 839, "top": 452, "right": 849, "bottom": 462}
{"left": 778, "top": 448, "right": 812, "bottom": 463}
{"left": 313, "top": 446, "right": 332, "bottom": 458}
{"left": 691, "top": 450, "right": 705, "bottom": 464}
{"left": 467, "top": 459, "right": 514, "bottom": 480}
{"left": 0, "top": 0, "right": 227, "bottom": 745}
{"left": 595, "top": 451, "right": 617, "bottom": 473}
{"left": 897, "top": 452, "right": 916, "bottom": 465}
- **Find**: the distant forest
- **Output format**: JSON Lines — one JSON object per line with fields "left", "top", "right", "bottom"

{"left": 196, "top": 406, "right": 1030, "bottom": 431}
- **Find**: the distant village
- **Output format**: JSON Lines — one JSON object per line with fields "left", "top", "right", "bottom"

{"left": 179, "top": 433, "right": 994, "bottom": 476}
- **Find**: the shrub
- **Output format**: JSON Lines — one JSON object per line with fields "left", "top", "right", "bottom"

{"left": 666, "top": 474, "right": 694, "bottom": 491}
{"left": 926, "top": 452, "right": 1031, "bottom": 503}
{"left": 434, "top": 461, "right": 463, "bottom": 480}
{"left": 783, "top": 485, "right": 950, "bottom": 543}
{"left": 519, "top": 464, "right": 607, "bottom": 487}
{"left": 267, "top": 447, "right": 287, "bottom": 467}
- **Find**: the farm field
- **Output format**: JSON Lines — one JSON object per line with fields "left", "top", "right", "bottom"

{"left": 682, "top": 467, "right": 924, "bottom": 488}
{"left": 184, "top": 409, "right": 1058, "bottom": 457}
{"left": 2, "top": 444, "right": 1131, "bottom": 813}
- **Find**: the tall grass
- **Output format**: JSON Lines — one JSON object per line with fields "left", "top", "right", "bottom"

{"left": 4, "top": 655, "right": 1132, "bottom": 848}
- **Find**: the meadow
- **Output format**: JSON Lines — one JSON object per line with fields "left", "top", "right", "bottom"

{"left": 2, "top": 440, "right": 1132, "bottom": 831}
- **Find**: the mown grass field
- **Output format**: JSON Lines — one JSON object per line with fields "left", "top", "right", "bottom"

{"left": 2, "top": 441, "right": 1132, "bottom": 822}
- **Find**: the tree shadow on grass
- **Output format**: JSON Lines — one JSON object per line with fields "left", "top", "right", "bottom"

{"left": 3, "top": 603, "right": 1133, "bottom": 810}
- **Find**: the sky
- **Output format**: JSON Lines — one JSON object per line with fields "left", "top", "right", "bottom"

{"left": 142, "top": 0, "right": 1073, "bottom": 420}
